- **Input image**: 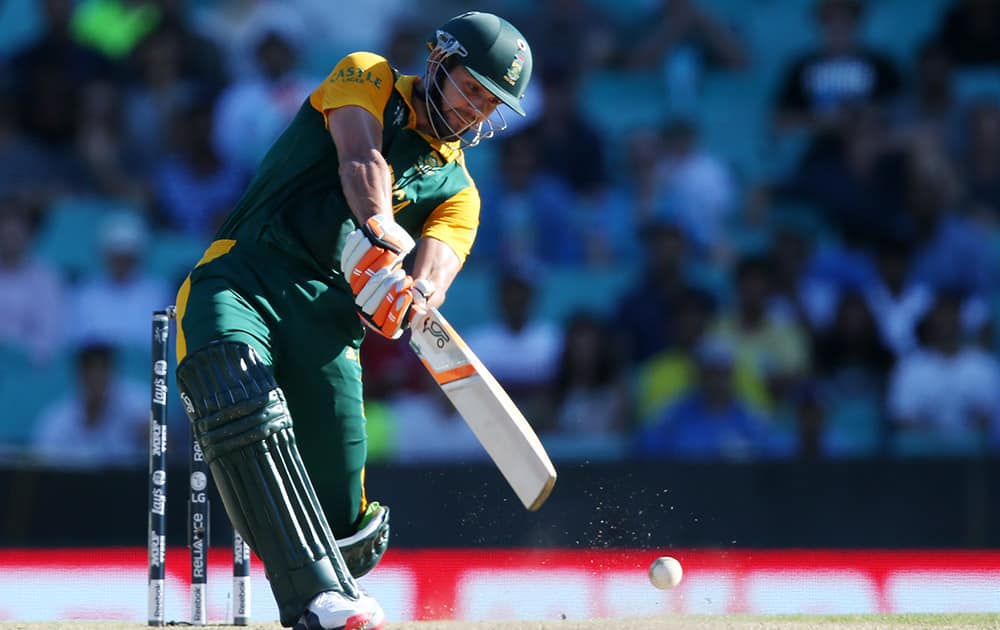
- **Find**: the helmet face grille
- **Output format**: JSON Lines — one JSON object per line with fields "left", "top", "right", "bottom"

{"left": 422, "top": 36, "right": 508, "bottom": 149}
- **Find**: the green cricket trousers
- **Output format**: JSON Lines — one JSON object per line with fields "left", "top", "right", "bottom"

{"left": 175, "top": 237, "right": 369, "bottom": 538}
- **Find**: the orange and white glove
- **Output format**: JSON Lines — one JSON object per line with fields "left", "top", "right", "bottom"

{"left": 356, "top": 275, "right": 435, "bottom": 340}
{"left": 340, "top": 215, "right": 416, "bottom": 295}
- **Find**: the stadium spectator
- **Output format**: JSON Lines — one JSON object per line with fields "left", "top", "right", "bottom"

{"left": 887, "top": 292, "right": 1000, "bottom": 455}
{"left": 121, "top": 22, "right": 206, "bottom": 173}
{"left": 211, "top": 13, "right": 321, "bottom": 169}
{"left": 0, "top": 196, "right": 65, "bottom": 366}
{"left": 623, "top": 126, "right": 669, "bottom": 226}
{"left": 864, "top": 236, "right": 934, "bottom": 356}
{"left": 464, "top": 266, "right": 561, "bottom": 422}
{"left": 152, "top": 0, "right": 229, "bottom": 89}
{"left": 68, "top": 210, "right": 172, "bottom": 351}
{"left": 76, "top": 79, "right": 150, "bottom": 205}
{"left": 797, "top": 232, "right": 882, "bottom": 331}
{"left": 649, "top": 117, "right": 738, "bottom": 260}
{"left": 510, "top": 67, "right": 638, "bottom": 267}
{"left": 612, "top": 219, "right": 695, "bottom": 363}
{"left": 958, "top": 100, "right": 1000, "bottom": 221}
{"left": 511, "top": 0, "right": 617, "bottom": 77}
{"left": 635, "top": 335, "right": 775, "bottom": 460}
{"left": 0, "top": 88, "right": 86, "bottom": 200}
{"left": 766, "top": 222, "right": 815, "bottom": 328}
{"left": 7, "top": 0, "right": 114, "bottom": 90}
{"left": 547, "top": 312, "right": 631, "bottom": 437}
{"left": 383, "top": 18, "right": 432, "bottom": 76}
{"left": 934, "top": 0, "right": 1000, "bottom": 68}
{"left": 811, "top": 290, "right": 895, "bottom": 456}
{"left": 634, "top": 285, "right": 771, "bottom": 424}
{"left": 777, "top": 103, "right": 908, "bottom": 250}
{"left": 774, "top": 0, "right": 901, "bottom": 133}
{"left": 771, "top": 1, "right": 903, "bottom": 241}
{"left": 708, "top": 255, "right": 811, "bottom": 413}
{"left": 30, "top": 341, "right": 148, "bottom": 468}
{"left": 889, "top": 40, "right": 962, "bottom": 156}
{"left": 474, "top": 132, "right": 578, "bottom": 267}
{"left": 621, "top": 0, "right": 747, "bottom": 118}
{"left": 902, "top": 143, "right": 994, "bottom": 300}
{"left": 623, "top": 0, "right": 748, "bottom": 73}
{"left": 152, "top": 97, "right": 250, "bottom": 240}
{"left": 516, "top": 66, "right": 608, "bottom": 196}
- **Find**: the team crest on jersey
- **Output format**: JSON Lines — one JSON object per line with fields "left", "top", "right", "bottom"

{"left": 414, "top": 153, "right": 443, "bottom": 175}
{"left": 392, "top": 102, "right": 406, "bottom": 127}
{"left": 503, "top": 39, "right": 528, "bottom": 86}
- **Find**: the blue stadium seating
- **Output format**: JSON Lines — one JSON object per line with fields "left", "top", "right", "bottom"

{"left": 578, "top": 69, "right": 670, "bottom": 141}
{"left": 146, "top": 229, "right": 206, "bottom": 288}
{"left": 863, "top": 0, "right": 953, "bottom": 65}
{"left": 955, "top": 68, "right": 1000, "bottom": 105}
{"left": 0, "top": 0, "right": 42, "bottom": 57}
{"left": 33, "top": 197, "right": 137, "bottom": 283}
{"left": 0, "top": 350, "right": 72, "bottom": 448}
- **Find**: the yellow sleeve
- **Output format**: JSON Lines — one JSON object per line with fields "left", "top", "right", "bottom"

{"left": 309, "top": 52, "right": 395, "bottom": 125}
{"left": 422, "top": 186, "right": 480, "bottom": 263}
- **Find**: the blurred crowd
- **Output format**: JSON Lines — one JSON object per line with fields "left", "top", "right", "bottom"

{"left": 2, "top": 0, "right": 1000, "bottom": 469}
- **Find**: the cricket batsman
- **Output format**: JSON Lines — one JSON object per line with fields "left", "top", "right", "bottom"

{"left": 171, "top": 11, "right": 532, "bottom": 630}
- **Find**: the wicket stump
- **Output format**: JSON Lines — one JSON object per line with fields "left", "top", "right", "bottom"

{"left": 148, "top": 306, "right": 252, "bottom": 626}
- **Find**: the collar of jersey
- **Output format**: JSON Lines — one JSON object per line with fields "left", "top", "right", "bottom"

{"left": 396, "top": 74, "right": 462, "bottom": 163}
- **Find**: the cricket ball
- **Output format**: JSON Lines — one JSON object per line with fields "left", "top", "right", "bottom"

{"left": 648, "top": 556, "right": 683, "bottom": 589}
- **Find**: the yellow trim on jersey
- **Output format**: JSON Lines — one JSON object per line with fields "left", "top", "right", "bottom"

{"left": 423, "top": 184, "right": 479, "bottom": 263}
{"left": 310, "top": 52, "right": 395, "bottom": 126}
{"left": 174, "top": 239, "right": 238, "bottom": 362}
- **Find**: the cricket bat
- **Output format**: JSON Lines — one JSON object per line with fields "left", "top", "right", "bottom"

{"left": 408, "top": 307, "right": 557, "bottom": 511}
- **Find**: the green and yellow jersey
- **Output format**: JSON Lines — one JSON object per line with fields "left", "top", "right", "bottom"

{"left": 214, "top": 51, "right": 480, "bottom": 289}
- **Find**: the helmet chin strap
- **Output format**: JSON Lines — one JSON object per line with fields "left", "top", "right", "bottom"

{"left": 422, "top": 30, "right": 507, "bottom": 149}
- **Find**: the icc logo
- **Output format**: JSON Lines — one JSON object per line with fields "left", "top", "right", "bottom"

{"left": 154, "top": 360, "right": 167, "bottom": 376}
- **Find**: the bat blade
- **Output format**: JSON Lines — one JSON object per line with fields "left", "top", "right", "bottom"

{"left": 409, "top": 308, "right": 557, "bottom": 510}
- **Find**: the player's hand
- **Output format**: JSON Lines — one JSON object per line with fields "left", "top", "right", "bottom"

{"left": 341, "top": 215, "right": 415, "bottom": 295}
{"left": 408, "top": 278, "right": 436, "bottom": 316}
{"left": 355, "top": 276, "right": 436, "bottom": 340}
{"left": 355, "top": 268, "right": 414, "bottom": 339}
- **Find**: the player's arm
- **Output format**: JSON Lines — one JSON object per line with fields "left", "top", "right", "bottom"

{"left": 411, "top": 237, "right": 462, "bottom": 310}
{"left": 310, "top": 52, "right": 416, "bottom": 338}
{"left": 327, "top": 106, "right": 393, "bottom": 224}
{"left": 414, "top": 185, "right": 480, "bottom": 310}
{"left": 327, "top": 106, "right": 417, "bottom": 339}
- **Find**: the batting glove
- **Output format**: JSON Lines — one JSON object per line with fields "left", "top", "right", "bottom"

{"left": 356, "top": 276, "right": 436, "bottom": 340}
{"left": 341, "top": 215, "right": 416, "bottom": 295}
{"left": 355, "top": 268, "right": 414, "bottom": 339}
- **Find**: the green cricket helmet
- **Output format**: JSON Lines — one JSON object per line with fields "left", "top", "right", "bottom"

{"left": 430, "top": 11, "right": 533, "bottom": 116}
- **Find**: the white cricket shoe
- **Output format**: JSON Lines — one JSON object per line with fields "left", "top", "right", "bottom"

{"left": 293, "top": 589, "right": 385, "bottom": 630}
